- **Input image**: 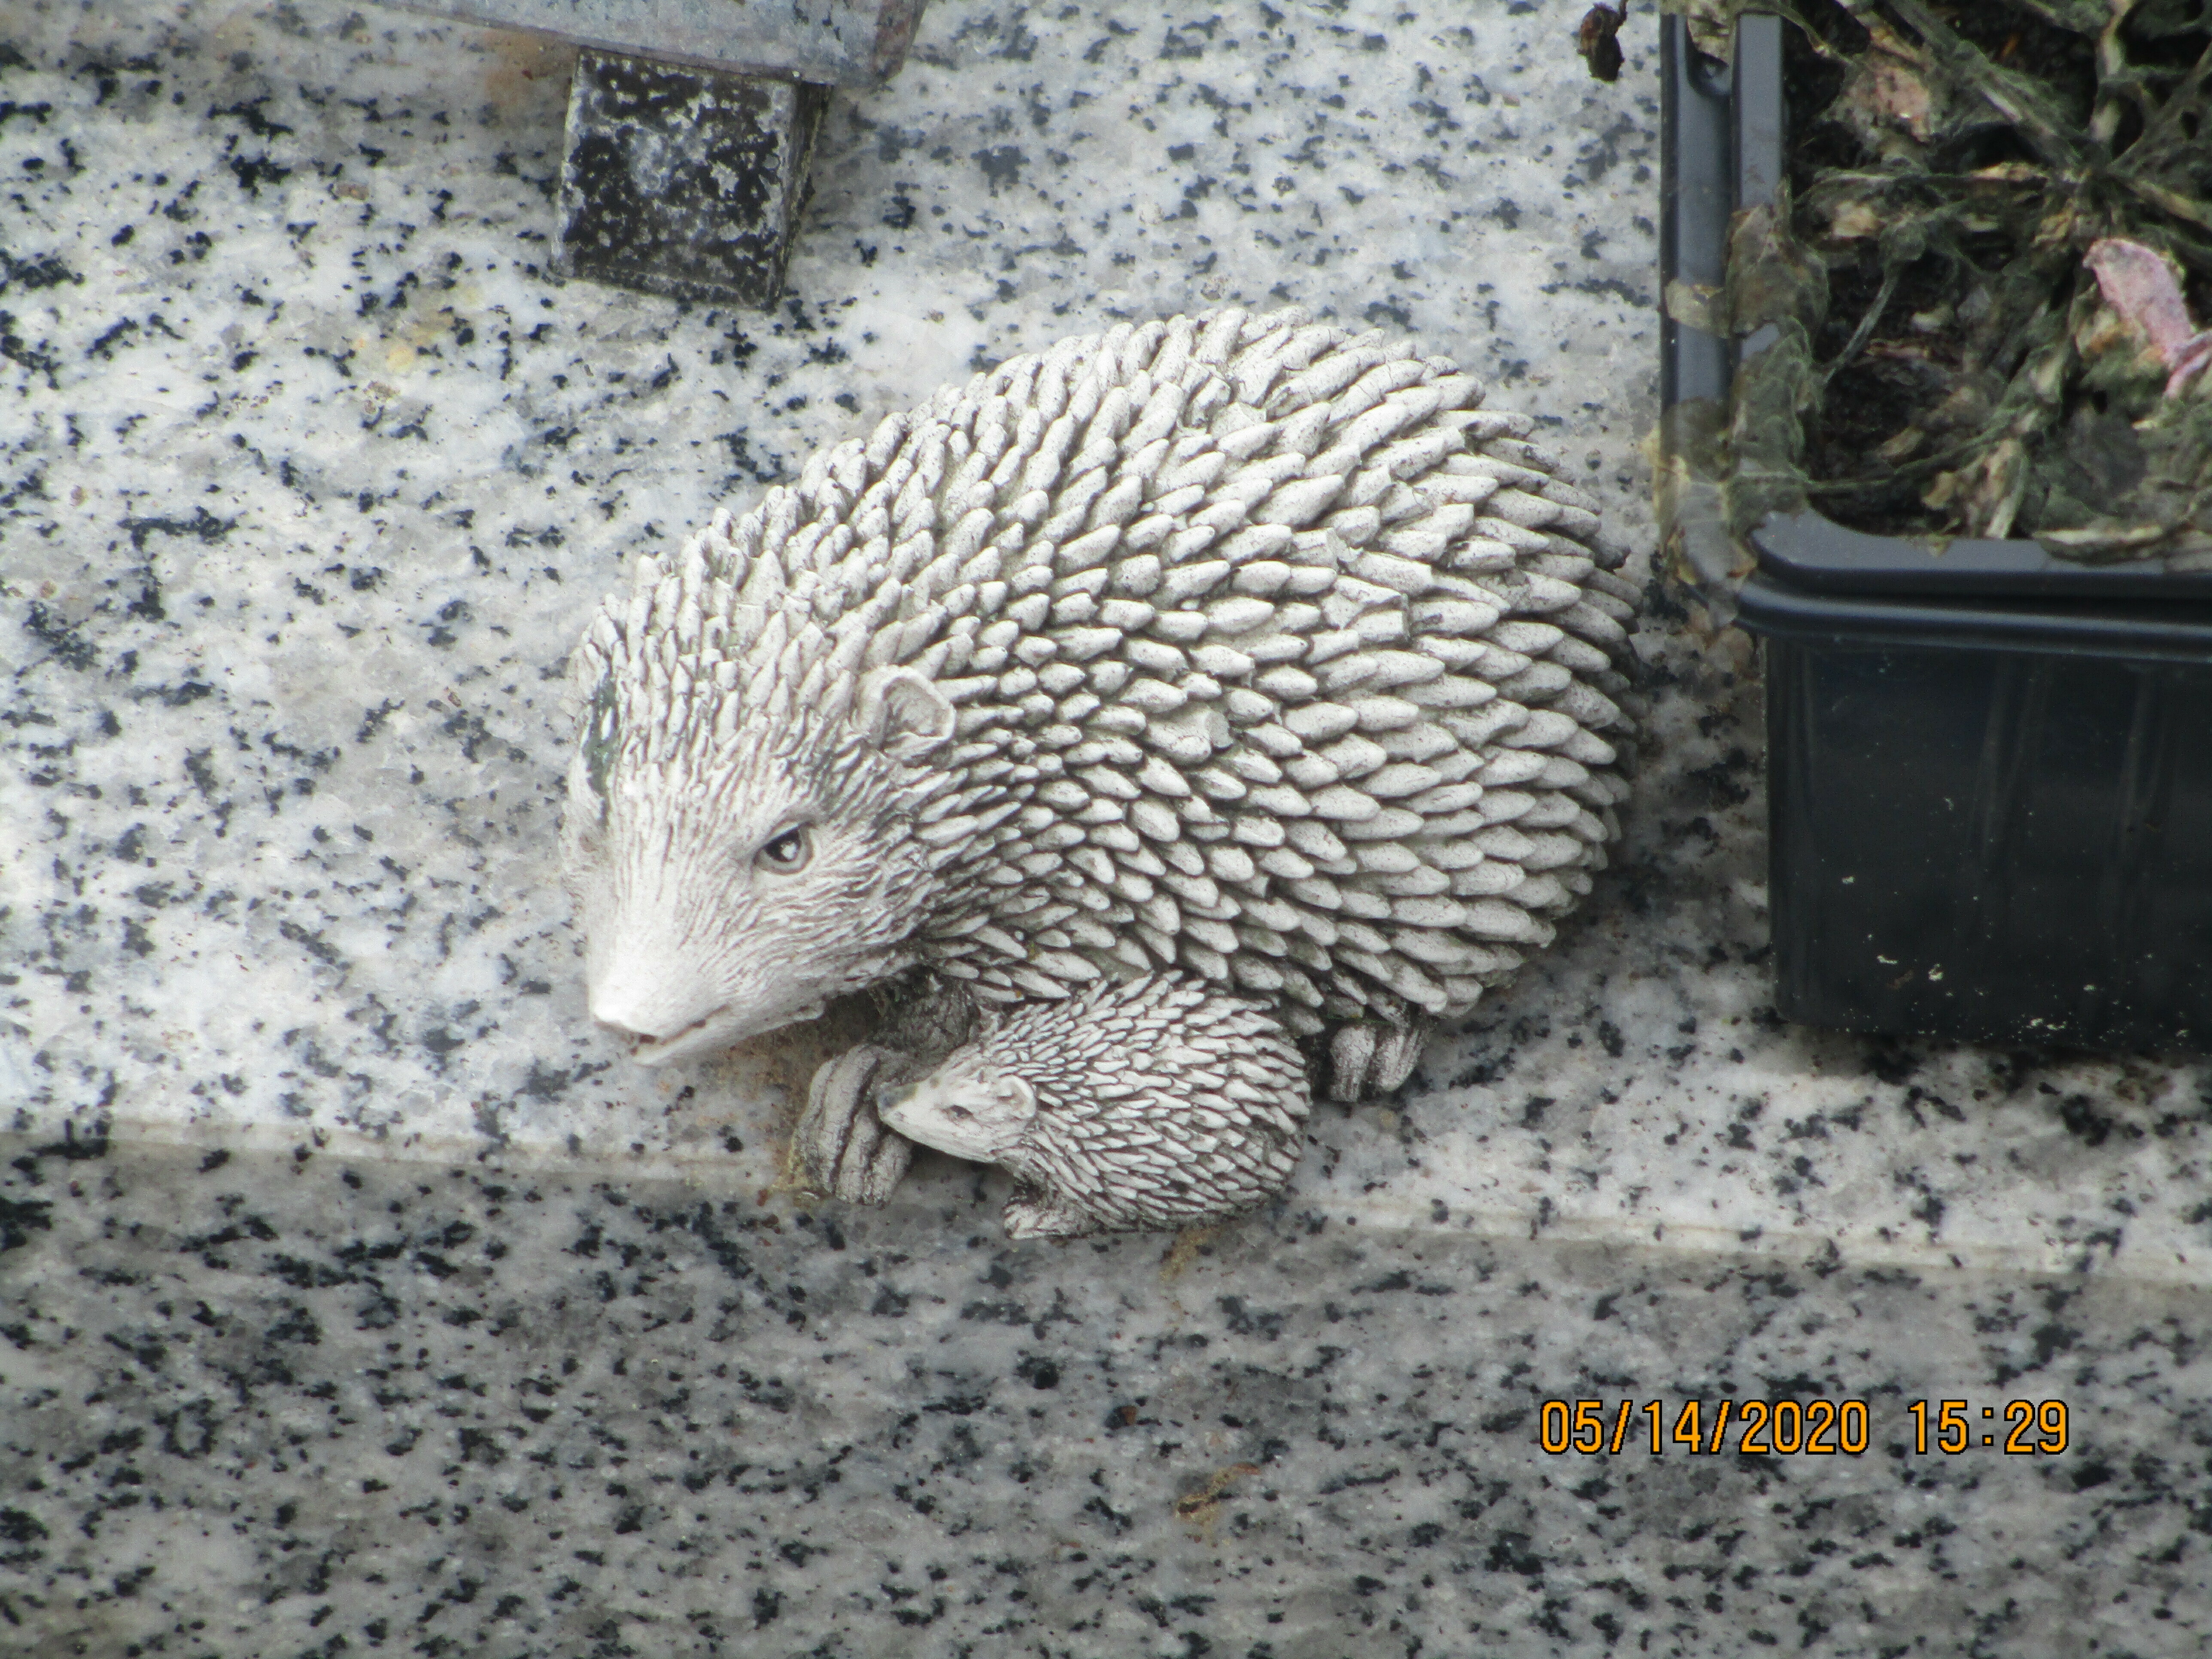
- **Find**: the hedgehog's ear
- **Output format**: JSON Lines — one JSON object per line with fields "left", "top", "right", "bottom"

{"left": 854, "top": 665, "right": 955, "bottom": 762}
{"left": 996, "top": 1074, "right": 1038, "bottom": 1122}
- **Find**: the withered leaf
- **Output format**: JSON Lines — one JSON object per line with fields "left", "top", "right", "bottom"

{"left": 2084, "top": 238, "right": 2212, "bottom": 398}
{"left": 1578, "top": 2, "right": 1629, "bottom": 82}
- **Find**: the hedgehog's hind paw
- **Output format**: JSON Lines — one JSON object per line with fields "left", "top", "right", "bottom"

{"left": 1325, "top": 1020, "right": 1434, "bottom": 1103}
{"left": 796, "top": 1044, "right": 915, "bottom": 1206}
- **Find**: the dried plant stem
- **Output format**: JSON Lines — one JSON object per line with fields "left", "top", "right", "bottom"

{"left": 2088, "top": 8, "right": 2134, "bottom": 151}
{"left": 1959, "top": 280, "right": 2094, "bottom": 538}
{"left": 1882, "top": 0, "right": 2085, "bottom": 168}
{"left": 1803, "top": 433, "right": 1985, "bottom": 495}
{"left": 1818, "top": 264, "right": 1902, "bottom": 390}
{"left": 2116, "top": 35, "right": 2212, "bottom": 164}
{"left": 1996, "top": 0, "right": 2106, "bottom": 36}
{"left": 2122, "top": 176, "right": 2212, "bottom": 237}
{"left": 2039, "top": 515, "right": 2203, "bottom": 559}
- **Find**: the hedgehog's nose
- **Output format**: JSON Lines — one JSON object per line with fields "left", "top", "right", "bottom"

{"left": 588, "top": 981, "right": 719, "bottom": 1057}
{"left": 588, "top": 982, "right": 656, "bottom": 1041}
{"left": 592, "top": 1009, "right": 653, "bottom": 1046}
{"left": 592, "top": 1006, "right": 681, "bottom": 1050}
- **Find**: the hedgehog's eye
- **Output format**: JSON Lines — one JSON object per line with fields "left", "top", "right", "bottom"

{"left": 757, "top": 826, "right": 812, "bottom": 872}
{"left": 942, "top": 1105, "right": 973, "bottom": 1121}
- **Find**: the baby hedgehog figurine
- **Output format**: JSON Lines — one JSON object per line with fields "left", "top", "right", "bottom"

{"left": 562, "top": 306, "right": 1638, "bottom": 1237}
{"left": 879, "top": 975, "right": 1310, "bottom": 1239}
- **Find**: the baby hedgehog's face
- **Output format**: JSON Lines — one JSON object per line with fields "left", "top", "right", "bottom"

{"left": 880, "top": 1049, "right": 1038, "bottom": 1164}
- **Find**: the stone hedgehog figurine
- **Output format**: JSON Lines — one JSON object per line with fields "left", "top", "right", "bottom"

{"left": 561, "top": 305, "right": 1638, "bottom": 1235}
{"left": 877, "top": 974, "right": 1310, "bottom": 1238}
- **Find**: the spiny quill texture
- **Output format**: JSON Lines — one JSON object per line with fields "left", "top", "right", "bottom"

{"left": 561, "top": 305, "right": 1638, "bottom": 1231}
{"left": 879, "top": 974, "right": 1310, "bottom": 1238}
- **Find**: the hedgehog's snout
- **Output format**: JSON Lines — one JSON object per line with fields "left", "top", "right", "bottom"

{"left": 876, "top": 1079, "right": 924, "bottom": 1120}
{"left": 593, "top": 988, "right": 827, "bottom": 1064}
{"left": 589, "top": 989, "right": 727, "bottom": 1060}
{"left": 586, "top": 930, "right": 735, "bottom": 1061}
{"left": 880, "top": 1065, "right": 1036, "bottom": 1164}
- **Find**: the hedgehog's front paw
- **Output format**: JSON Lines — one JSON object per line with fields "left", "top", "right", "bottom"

{"left": 797, "top": 1044, "right": 914, "bottom": 1206}
{"left": 1325, "top": 1020, "right": 1433, "bottom": 1103}
{"left": 1002, "top": 1191, "right": 1101, "bottom": 1240}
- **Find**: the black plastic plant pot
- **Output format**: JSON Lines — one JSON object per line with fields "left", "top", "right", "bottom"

{"left": 1660, "top": 13, "right": 2212, "bottom": 1054}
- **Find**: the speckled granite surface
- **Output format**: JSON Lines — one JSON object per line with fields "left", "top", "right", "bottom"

{"left": 6, "top": 1137, "right": 2211, "bottom": 1657}
{"left": 3, "top": 1, "right": 2210, "bottom": 1654}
